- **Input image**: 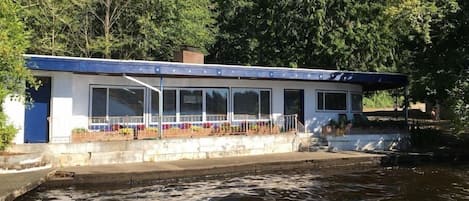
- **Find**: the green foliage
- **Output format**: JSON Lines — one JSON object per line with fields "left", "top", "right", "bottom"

{"left": 363, "top": 91, "right": 396, "bottom": 109}
{"left": 447, "top": 70, "right": 469, "bottom": 134}
{"left": 0, "top": 113, "right": 17, "bottom": 151}
{"left": 207, "top": 0, "right": 454, "bottom": 72}
{"left": 72, "top": 128, "right": 87, "bottom": 134}
{"left": 405, "top": 0, "right": 467, "bottom": 133}
{"left": 20, "top": 0, "right": 217, "bottom": 60}
{"left": 0, "top": 0, "right": 37, "bottom": 150}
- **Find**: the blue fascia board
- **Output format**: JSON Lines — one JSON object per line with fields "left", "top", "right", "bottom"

{"left": 25, "top": 55, "right": 408, "bottom": 90}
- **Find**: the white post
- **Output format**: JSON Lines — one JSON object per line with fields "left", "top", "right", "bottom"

{"left": 122, "top": 74, "right": 163, "bottom": 138}
{"left": 159, "top": 77, "right": 164, "bottom": 138}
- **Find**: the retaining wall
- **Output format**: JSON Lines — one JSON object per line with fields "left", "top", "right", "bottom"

{"left": 8, "top": 133, "right": 312, "bottom": 167}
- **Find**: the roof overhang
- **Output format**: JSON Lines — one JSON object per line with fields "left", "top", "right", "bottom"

{"left": 24, "top": 54, "right": 408, "bottom": 91}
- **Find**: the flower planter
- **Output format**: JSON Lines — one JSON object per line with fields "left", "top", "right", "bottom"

{"left": 137, "top": 130, "right": 158, "bottom": 139}
{"left": 71, "top": 131, "right": 133, "bottom": 143}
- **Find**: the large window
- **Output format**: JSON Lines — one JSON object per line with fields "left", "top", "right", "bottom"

{"left": 91, "top": 87, "right": 144, "bottom": 123}
{"left": 180, "top": 89, "right": 203, "bottom": 121}
{"left": 151, "top": 88, "right": 228, "bottom": 122}
{"left": 351, "top": 93, "right": 363, "bottom": 111}
{"left": 151, "top": 90, "right": 177, "bottom": 122}
{"left": 206, "top": 89, "right": 228, "bottom": 121}
{"left": 233, "top": 88, "right": 271, "bottom": 120}
{"left": 317, "top": 91, "right": 347, "bottom": 111}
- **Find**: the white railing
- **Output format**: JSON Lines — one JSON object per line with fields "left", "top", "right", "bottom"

{"left": 71, "top": 114, "right": 299, "bottom": 143}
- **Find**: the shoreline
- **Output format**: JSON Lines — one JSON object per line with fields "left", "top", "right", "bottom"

{"left": 6, "top": 151, "right": 385, "bottom": 201}
{"left": 44, "top": 152, "right": 383, "bottom": 187}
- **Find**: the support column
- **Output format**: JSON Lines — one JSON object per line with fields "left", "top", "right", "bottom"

{"left": 159, "top": 77, "right": 164, "bottom": 139}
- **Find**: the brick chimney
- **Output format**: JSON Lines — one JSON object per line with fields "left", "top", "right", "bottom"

{"left": 173, "top": 46, "right": 204, "bottom": 64}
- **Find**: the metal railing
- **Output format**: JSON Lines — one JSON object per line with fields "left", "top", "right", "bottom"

{"left": 71, "top": 114, "right": 299, "bottom": 143}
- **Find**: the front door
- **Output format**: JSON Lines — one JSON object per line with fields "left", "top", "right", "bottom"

{"left": 284, "top": 89, "right": 305, "bottom": 124}
{"left": 24, "top": 77, "right": 51, "bottom": 143}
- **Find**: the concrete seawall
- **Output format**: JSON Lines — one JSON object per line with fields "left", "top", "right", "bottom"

{"left": 9, "top": 133, "right": 312, "bottom": 167}
{"left": 46, "top": 152, "right": 384, "bottom": 187}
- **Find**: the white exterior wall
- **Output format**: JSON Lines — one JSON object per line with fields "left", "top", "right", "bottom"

{"left": 71, "top": 74, "right": 362, "bottom": 134}
{"left": 3, "top": 96, "right": 25, "bottom": 144}
{"left": 7, "top": 71, "right": 362, "bottom": 143}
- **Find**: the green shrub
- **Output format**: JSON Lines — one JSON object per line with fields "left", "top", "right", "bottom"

{"left": 72, "top": 128, "right": 87, "bottom": 134}
{"left": 0, "top": 113, "right": 17, "bottom": 151}
{"left": 363, "top": 91, "right": 401, "bottom": 109}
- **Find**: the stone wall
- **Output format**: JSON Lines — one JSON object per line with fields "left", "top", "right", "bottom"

{"left": 9, "top": 134, "right": 311, "bottom": 167}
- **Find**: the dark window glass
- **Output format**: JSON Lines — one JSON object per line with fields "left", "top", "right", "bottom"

{"left": 108, "top": 88, "right": 144, "bottom": 116}
{"left": 180, "top": 90, "right": 203, "bottom": 121}
{"left": 317, "top": 92, "right": 324, "bottom": 110}
{"left": 162, "top": 90, "right": 176, "bottom": 122}
{"left": 352, "top": 94, "right": 362, "bottom": 111}
{"left": 260, "top": 90, "right": 270, "bottom": 119}
{"left": 206, "top": 89, "right": 228, "bottom": 121}
{"left": 91, "top": 88, "right": 107, "bottom": 117}
{"left": 324, "top": 92, "right": 347, "bottom": 110}
{"left": 151, "top": 91, "right": 159, "bottom": 115}
{"left": 233, "top": 89, "right": 259, "bottom": 119}
{"left": 163, "top": 90, "right": 176, "bottom": 115}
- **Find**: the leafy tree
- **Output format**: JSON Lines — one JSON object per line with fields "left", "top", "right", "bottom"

{"left": 0, "top": 0, "right": 37, "bottom": 150}
{"left": 20, "top": 0, "right": 75, "bottom": 55}
{"left": 20, "top": 0, "right": 217, "bottom": 60}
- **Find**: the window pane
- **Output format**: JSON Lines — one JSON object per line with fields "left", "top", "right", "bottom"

{"left": 163, "top": 90, "right": 176, "bottom": 122}
{"left": 324, "top": 92, "right": 347, "bottom": 110}
{"left": 317, "top": 92, "right": 324, "bottom": 110}
{"left": 233, "top": 89, "right": 259, "bottom": 120}
{"left": 151, "top": 91, "right": 159, "bottom": 122}
{"left": 108, "top": 88, "right": 144, "bottom": 118}
{"left": 91, "top": 88, "right": 107, "bottom": 117}
{"left": 260, "top": 90, "right": 270, "bottom": 119}
{"left": 206, "top": 89, "right": 228, "bottom": 121}
{"left": 352, "top": 94, "right": 363, "bottom": 111}
{"left": 180, "top": 89, "right": 203, "bottom": 121}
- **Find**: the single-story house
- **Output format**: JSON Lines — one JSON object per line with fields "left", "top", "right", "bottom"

{"left": 3, "top": 50, "right": 407, "bottom": 144}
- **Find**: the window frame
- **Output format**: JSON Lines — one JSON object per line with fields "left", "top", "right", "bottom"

{"left": 350, "top": 92, "right": 363, "bottom": 112}
{"left": 89, "top": 85, "right": 146, "bottom": 125}
{"left": 316, "top": 90, "right": 348, "bottom": 112}
{"left": 149, "top": 87, "right": 230, "bottom": 124}
{"left": 231, "top": 88, "right": 272, "bottom": 121}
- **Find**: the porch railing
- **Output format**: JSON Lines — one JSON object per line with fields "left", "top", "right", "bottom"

{"left": 71, "top": 114, "right": 299, "bottom": 142}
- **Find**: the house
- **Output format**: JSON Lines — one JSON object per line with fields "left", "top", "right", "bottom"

{"left": 3, "top": 50, "right": 407, "bottom": 145}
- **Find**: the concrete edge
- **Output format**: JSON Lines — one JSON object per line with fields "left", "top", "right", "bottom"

{"left": 44, "top": 156, "right": 384, "bottom": 187}
{"left": 1, "top": 169, "right": 55, "bottom": 201}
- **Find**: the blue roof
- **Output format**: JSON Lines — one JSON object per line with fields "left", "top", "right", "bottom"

{"left": 24, "top": 54, "right": 408, "bottom": 91}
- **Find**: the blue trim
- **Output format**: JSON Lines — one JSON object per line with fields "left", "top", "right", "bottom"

{"left": 25, "top": 55, "right": 408, "bottom": 91}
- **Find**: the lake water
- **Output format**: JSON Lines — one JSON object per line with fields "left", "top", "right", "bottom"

{"left": 18, "top": 165, "right": 469, "bottom": 201}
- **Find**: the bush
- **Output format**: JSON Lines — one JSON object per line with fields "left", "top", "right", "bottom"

{"left": 447, "top": 71, "right": 468, "bottom": 134}
{"left": 72, "top": 128, "right": 87, "bottom": 134}
{"left": 363, "top": 91, "right": 401, "bottom": 109}
{"left": 0, "top": 113, "right": 17, "bottom": 151}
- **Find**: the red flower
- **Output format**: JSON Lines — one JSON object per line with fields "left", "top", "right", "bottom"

{"left": 136, "top": 124, "right": 145, "bottom": 130}
{"left": 203, "top": 122, "right": 212, "bottom": 128}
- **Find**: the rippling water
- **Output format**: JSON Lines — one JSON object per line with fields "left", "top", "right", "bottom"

{"left": 19, "top": 165, "right": 469, "bottom": 201}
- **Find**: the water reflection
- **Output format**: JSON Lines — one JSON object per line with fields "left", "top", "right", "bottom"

{"left": 19, "top": 165, "right": 469, "bottom": 201}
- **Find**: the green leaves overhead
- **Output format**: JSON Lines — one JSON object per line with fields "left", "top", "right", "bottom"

{"left": 0, "top": 0, "right": 37, "bottom": 150}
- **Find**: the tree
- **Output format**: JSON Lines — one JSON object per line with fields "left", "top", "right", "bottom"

{"left": 0, "top": 0, "right": 36, "bottom": 150}
{"left": 20, "top": 0, "right": 217, "bottom": 60}
{"left": 208, "top": 0, "right": 403, "bottom": 71}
